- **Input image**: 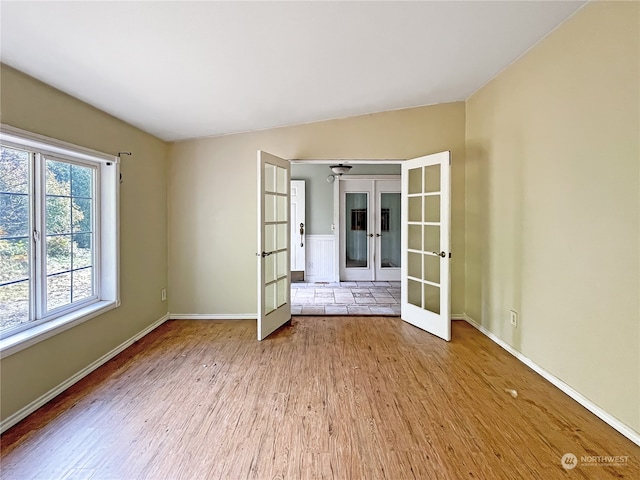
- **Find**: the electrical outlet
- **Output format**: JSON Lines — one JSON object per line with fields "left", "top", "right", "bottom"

{"left": 161, "top": 288, "right": 167, "bottom": 302}
{"left": 510, "top": 310, "right": 518, "bottom": 327}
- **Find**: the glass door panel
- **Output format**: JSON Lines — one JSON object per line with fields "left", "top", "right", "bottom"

{"left": 345, "top": 192, "right": 368, "bottom": 268}
{"left": 379, "top": 193, "right": 400, "bottom": 268}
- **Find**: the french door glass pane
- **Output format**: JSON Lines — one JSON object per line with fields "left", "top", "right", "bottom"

{"left": 345, "top": 192, "right": 368, "bottom": 268}
{"left": 265, "top": 282, "right": 276, "bottom": 315}
{"left": 408, "top": 168, "right": 422, "bottom": 194}
{"left": 265, "top": 164, "right": 276, "bottom": 193}
{"left": 380, "top": 193, "right": 400, "bottom": 268}
{"left": 0, "top": 146, "right": 31, "bottom": 330}
{"left": 408, "top": 252, "right": 421, "bottom": 279}
{"left": 408, "top": 196, "right": 421, "bottom": 222}
{"left": 276, "top": 223, "right": 287, "bottom": 250}
{"left": 423, "top": 254, "right": 440, "bottom": 284}
{"left": 408, "top": 279, "right": 421, "bottom": 307}
{"left": 265, "top": 224, "right": 276, "bottom": 253}
{"left": 276, "top": 251, "right": 287, "bottom": 278}
{"left": 408, "top": 224, "right": 421, "bottom": 250}
{"left": 423, "top": 164, "right": 440, "bottom": 193}
{"left": 277, "top": 278, "right": 287, "bottom": 307}
{"left": 424, "top": 283, "right": 440, "bottom": 314}
{"left": 265, "top": 254, "right": 276, "bottom": 283}
{"left": 424, "top": 225, "right": 440, "bottom": 253}
{"left": 424, "top": 195, "right": 440, "bottom": 222}
{"left": 45, "top": 159, "right": 94, "bottom": 311}
{"left": 265, "top": 194, "right": 276, "bottom": 223}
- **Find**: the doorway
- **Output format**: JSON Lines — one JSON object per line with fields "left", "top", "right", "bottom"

{"left": 290, "top": 164, "right": 402, "bottom": 316}
{"left": 263, "top": 153, "right": 452, "bottom": 341}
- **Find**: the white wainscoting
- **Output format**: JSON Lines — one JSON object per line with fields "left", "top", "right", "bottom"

{"left": 305, "top": 235, "right": 337, "bottom": 283}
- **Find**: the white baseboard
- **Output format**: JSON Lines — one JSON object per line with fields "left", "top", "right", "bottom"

{"left": 463, "top": 314, "right": 640, "bottom": 447}
{"left": 0, "top": 313, "right": 170, "bottom": 434}
{"left": 169, "top": 313, "right": 257, "bottom": 320}
{"left": 305, "top": 276, "right": 333, "bottom": 283}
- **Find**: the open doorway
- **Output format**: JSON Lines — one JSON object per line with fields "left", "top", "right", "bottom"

{"left": 290, "top": 161, "right": 401, "bottom": 315}
{"left": 259, "top": 151, "right": 452, "bottom": 341}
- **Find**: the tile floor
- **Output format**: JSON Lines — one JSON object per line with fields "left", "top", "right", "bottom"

{"left": 291, "top": 281, "right": 401, "bottom": 315}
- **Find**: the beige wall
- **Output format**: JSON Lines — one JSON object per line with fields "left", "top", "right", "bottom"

{"left": 168, "top": 103, "right": 466, "bottom": 315}
{"left": 0, "top": 65, "right": 169, "bottom": 422}
{"left": 465, "top": 0, "right": 639, "bottom": 433}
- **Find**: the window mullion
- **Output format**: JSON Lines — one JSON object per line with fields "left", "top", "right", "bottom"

{"left": 28, "top": 151, "right": 36, "bottom": 323}
{"left": 33, "top": 152, "right": 46, "bottom": 319}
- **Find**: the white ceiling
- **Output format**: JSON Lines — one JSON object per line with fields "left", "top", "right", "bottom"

{"left": 1, "top": 1, "right": 586, "bottom": 142}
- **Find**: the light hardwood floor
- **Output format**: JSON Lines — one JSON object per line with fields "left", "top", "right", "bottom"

{"left": 1, "top": 318, "right": 638, "bottom": 479}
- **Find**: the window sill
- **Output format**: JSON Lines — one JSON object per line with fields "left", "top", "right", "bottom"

{"left": 0, "top": 300, "right": 119, "bottom": 359}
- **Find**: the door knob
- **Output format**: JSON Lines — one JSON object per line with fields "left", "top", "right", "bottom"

{"left": 376, "top": 233, "right": 382, "bottom": 237}
{"left": 368, "top": 233, "right": 374, "bottom": 237}
{"left": 431, "top": 251, "right": 446, "bottom": 258}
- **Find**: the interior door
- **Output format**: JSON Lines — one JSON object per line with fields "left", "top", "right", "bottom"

{"left": 257, "top": 151, "right": 291, "bottom": 340}
{"left": 340, "top": 179, "right": 373, "bottom": 281}
{"left": 290, "top": 180, "right": 306, "bottom": 279}
{"left": 401, "top": 151, "right": 451, "bottom": 341}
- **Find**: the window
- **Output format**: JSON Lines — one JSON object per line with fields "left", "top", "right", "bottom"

{"left": 0, "top": 125, "right": 119, "bottom": 353}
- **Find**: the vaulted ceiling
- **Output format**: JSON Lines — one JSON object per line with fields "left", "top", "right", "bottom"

{"left": 0, "top": 1, "right": 586, "bottom": 141}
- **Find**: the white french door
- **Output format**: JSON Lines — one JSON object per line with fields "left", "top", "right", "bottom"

{"left": 401, "top": 151, "right": 451, "bottom": 341}
{"left": 257, "top": 151, "right": 291, "bottom": 341}
{"left": 339, "top": 178, "right": 401, "bottom": 282}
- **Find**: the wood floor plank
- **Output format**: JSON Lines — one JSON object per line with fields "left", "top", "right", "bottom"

{"left": 1, "top": 318, "right": 638, "bottom": 479}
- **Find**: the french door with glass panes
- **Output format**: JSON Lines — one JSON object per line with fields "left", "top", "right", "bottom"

{"left": 401, "top": 151, "right": 451, "bottom": 341}
{"left": 257, "top": 151, "right": 291, "bottom": 341}
{"left": 339, "top": 177, "right": 401, "bottom": 282}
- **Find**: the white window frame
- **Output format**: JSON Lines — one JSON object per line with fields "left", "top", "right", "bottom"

{"left": 0, "top": 124, "right": 120, "bottom": 358}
